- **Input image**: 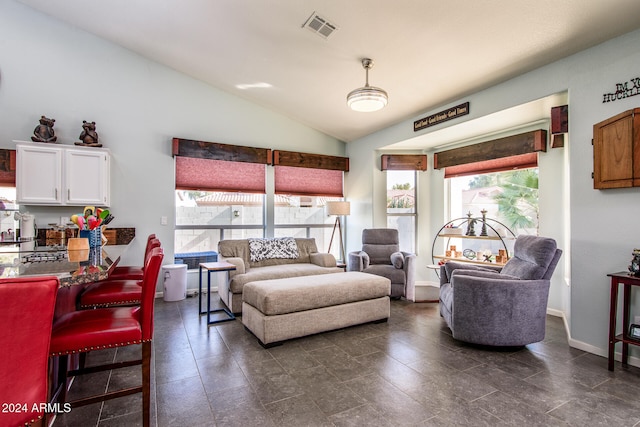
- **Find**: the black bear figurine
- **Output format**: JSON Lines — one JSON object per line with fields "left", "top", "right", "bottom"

{"left": 31, "top": 115, "right": 57, "bottom": 143}
{"left": 75, "top": 120, "right": 102, "bottom": 147}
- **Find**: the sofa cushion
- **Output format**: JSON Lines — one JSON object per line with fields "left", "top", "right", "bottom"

{"left": 243, "top": 272, "right": 390, "bottom": 316}
{"left": 361, "top": 229, "right": 400, "bottom": 265}
{"left": 219, "top": 238, "right": 321, "bottom": 269}
{"left": 228, "top": 263, "right": 343, "bottom": 293}
{"left": 362, "top": 244, "right": 399, "bottom": 265}
{"left": 363, "top": 264, "right": 406, "bottom": 285}
{"left": 248, "top": 237, "right": 299, "bottom": 262}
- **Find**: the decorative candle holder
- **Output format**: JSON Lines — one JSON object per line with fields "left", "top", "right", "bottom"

{"left": 480, "top": 209, "right": 488, "bottom": 236}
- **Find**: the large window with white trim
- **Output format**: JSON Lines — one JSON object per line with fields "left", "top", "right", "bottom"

{"left": 448, "top": 168, "right": 539, "bottom": 236}
{"left": 386, "top": 170, "right": 416, "bottom": 253}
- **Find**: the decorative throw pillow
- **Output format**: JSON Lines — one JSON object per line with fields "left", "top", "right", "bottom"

{"left": 248, "top": 237, "right": 299, "bottom": 262}
{"left": 390, "top": 251, "right": 404, "bottom": 269}
{"left": 360, "top": 251, "right": 370, "bottom": 269}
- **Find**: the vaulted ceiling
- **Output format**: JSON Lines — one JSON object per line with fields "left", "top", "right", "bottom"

{"left": 18, "top": 0, "right": 640, "bottom": 143}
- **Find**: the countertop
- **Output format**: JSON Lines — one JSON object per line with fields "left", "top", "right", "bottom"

{"left": 0, "top": 243, "right": 130, "bottom": 287}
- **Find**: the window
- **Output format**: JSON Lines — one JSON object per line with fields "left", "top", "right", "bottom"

{"left": 274, "top": 195, "right": 343, "bottom": 257}
{"left": 448, "top": 168, "right": 539, "bottom": 236}
{"left": 174, "top": 190, "right": 264, "bottom": 265}
{"left": 174, "top": 149, "right": 268, "bottom": 267}
{"left": 0, "top": 187, "right": 19, "bottom": 264}
{"left": 173, "top": 139, "right": 349, "bottom": 267}
{"left": 386, "top": 170, "right": 416, "bottom": 253}
{"left": 274, "top": 165, "right": 345, "bottom": 258}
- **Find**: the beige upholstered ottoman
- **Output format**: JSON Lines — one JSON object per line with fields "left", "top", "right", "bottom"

{"left": 242, "top": 271, "right": 391, "bottom": 347}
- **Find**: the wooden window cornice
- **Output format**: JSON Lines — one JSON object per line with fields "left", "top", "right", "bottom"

{"left": 381, "top": 154, "right": 427, "bottom": 171}
{"left": 172, "top": 138, "right": 272, "bottom": 164}
{"left": 433, "top": 129, "right": 546, "bottom": 169}
{"left": 273, "top": 150, "right": 349, "bottom": 172}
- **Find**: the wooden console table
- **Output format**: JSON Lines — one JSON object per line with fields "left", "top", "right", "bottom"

{"left": 607, "top": 271, "right": 640, "bottom": 371}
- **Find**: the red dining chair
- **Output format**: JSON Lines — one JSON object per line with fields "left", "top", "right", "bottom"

{"left": 50, "top": 247, "right": 163, "bottom": 427}
{"left": 0, "top": 276, "right": 59, "bottom": 427}
{"left": 109, "top": 233, "right": 158, "bottom": 280}
{"left": 78, "top": 238, "right": 161, "bottom": 309}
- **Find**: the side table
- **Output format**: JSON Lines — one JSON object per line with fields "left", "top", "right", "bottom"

{"left": 607, "top": 271, "right": 640, "bottom": 371}
{"left": 199, "top": 261, "right": 237, "bottom": 325}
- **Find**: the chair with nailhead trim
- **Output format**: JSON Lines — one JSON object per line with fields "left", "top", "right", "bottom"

{"left": 0, "top": 276, "right": 59, "bottom": 427}
{"left": 50, "top": 247, "right": 163, "bottom": 427}
{"left": 77, "top": 238, "right": 161, "bottom": 309}
{"left": 108, "top": 233, "right": 158, "bottom": 281}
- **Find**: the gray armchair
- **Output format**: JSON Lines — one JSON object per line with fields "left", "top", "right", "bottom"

{"left": 348, "top": 228, "right": 416, "bottom": 300}
{"left": 439, "top": 235, "right": 562, "bottom": 346}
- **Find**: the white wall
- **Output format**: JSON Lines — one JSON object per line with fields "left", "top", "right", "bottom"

{"left": 346, "top": 28, "right": 640, "bottom": 357}
{"left": 0, "top": 1, "right": 344, "bottom": 279}
{"left": 4, "top": 1, "right": 640, "bottom": 358}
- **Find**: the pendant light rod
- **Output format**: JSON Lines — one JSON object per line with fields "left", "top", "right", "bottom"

{"left": 362, "top": 58, "right": 373, "bottom": 86}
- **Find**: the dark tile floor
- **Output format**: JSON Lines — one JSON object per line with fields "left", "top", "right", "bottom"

{"left": 54, "top": 295, "right": 640, "bottom": 426}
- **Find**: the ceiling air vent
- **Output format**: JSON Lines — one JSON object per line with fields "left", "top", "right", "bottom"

{"left": 302, "top": 12, "right": 338, "bottom": 39}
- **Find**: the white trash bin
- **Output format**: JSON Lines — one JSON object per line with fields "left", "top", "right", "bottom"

{"left": 163, "top": 264, "right": 187, "bottom": 302}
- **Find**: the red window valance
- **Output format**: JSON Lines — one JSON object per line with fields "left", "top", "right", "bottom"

{"left": 175, "top": 157, "right": 265, "bottom": 193}
{"left": 444, "top": 152, "right": 538, "bottom": 178}
{"left": 274, "top": 166, "right": 343, "bottom": 197}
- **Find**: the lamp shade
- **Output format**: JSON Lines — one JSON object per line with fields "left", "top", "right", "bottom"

{"left": 326, "top": 201, "right": 350, "bottom": 216}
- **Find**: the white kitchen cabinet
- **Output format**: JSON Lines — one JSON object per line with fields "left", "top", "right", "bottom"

{"left": 16, "top": 142, "right": 110, "bottom": 206}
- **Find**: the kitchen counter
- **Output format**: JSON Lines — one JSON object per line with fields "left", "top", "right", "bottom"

{"left": 0, "top": 242, "right": 129, "bottom": 287}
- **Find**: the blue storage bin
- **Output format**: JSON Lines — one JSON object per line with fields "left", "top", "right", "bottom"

{"left": 174, "top": 251, "right": 218, "bottom": 269}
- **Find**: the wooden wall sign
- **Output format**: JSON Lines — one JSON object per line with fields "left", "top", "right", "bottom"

{"left": 602, "top": 76, "right": 640, "bottom": 103}
{"left": 414, "top": 102, "right": 470, "bottom": 132}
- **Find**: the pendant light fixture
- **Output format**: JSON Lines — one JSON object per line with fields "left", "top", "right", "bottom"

{"left": 347, "top": 58, "right": 388, "bottom": 112}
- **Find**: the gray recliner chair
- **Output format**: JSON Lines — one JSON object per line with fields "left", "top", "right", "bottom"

{"left": 439, "top": 234, "right": 562, "bottom": 346}
{"left": 348, "top": 228, "right": 416, "bottom": 300}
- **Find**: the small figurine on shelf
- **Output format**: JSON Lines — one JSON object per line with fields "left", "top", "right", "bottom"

{"left": 75, "top": 120, "right": 102, "bottom": 147}
{"left": 31, "top": 115, "right": 57, "bottom": 143}
{"left": 465, "top": 211, "right": 476, "bottom": 236}
{"left": 480, "top": 209, "right": 488, "bottom": 236}
{"left": 629, "top": 249, "right": 640, "bottom": 277}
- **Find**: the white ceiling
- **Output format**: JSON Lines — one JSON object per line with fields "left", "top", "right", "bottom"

{"left": 17, "top": 0, "right": 640, "bottom": 144}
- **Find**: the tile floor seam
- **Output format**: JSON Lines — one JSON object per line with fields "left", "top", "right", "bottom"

{"left": 544, "top": 398, "right": 572, "bottom": 415}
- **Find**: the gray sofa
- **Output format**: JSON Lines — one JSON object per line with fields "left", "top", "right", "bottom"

{"left": 217, "top": 237, "right": 343, "bottom": 314}
{"left": 439, "top": 235, "right": 562, "bottom": 346}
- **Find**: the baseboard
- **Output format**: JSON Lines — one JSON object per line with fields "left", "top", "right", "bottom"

{"left": 155, "top": 287, "right": 216, "bottom": 299}
{"left": 547, "top": 307, "right": 640, "bottom": 369}
{"left": 415, "top": 280, "right": 439, "bottom": 287}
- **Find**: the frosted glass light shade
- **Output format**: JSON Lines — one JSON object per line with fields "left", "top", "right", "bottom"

{"left": 347, "top": 87, "right": 388, "bottom": 112}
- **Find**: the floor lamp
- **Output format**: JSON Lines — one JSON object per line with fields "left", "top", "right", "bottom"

{"left": 326, "top": 201, "right": 350, "bottom": 263}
